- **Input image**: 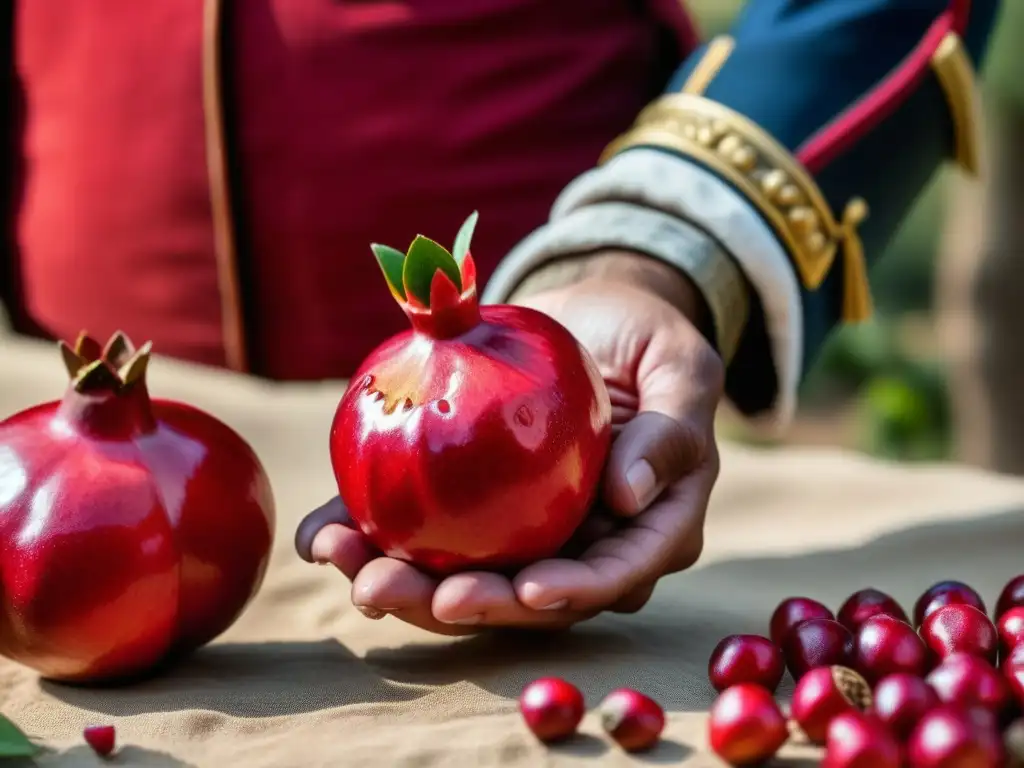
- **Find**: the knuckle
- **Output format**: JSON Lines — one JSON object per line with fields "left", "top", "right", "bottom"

{"left": 692, "top": 341, "right": 725, "bottom": 398}
{"left": 672, "top": 529, "right": 705, "bottom": 573}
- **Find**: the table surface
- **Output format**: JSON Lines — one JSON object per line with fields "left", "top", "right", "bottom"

{"left": 3, "top": 329, "right": 1024, "bottom": 767}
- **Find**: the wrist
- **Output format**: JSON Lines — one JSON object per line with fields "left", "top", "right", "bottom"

{"left": 509, "top": 250, "right": 711, "bottom": 333}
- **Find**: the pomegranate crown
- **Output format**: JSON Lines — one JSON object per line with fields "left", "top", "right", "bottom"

{"left": 370, "top": 211, "right": 479, "bottom": 311}
{"left": 58, "top": 331, "right": 153, "bottom": 394}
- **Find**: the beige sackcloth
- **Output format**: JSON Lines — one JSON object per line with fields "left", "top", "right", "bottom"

{"left": 3, "top": 327, "right": 1024, "bottom": 767}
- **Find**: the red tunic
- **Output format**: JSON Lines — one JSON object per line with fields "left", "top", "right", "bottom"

{"left": 5, "top": 0, "right": 697, "bottom": 379}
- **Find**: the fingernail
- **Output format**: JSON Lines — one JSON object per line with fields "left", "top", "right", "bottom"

{"left": 539, "top": 599, "right": 568, "bottom": 611}
{"left": 310, "top": 533, "right": 331, "bottom": 565}
{"left": 356, "top": 606, "right": 388, "bottom": 620}
{"left": 442, "top": 614, "right": 482, "bottom": 626}
{"left": 626, "top": 459, "right": 660, "bottom": 510}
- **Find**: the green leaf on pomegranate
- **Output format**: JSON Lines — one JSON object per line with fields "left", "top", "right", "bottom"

{"left": 371, "top": 243, "right": 408, "bottom": 300}
{"left": 403, "top": 236, "right": 462, "bottom": 305}
{"left": 0, "top": 715, "right": 37, "bottom": 758}
{"left": 452, "top": 210, "right": 479, "bottom": 266}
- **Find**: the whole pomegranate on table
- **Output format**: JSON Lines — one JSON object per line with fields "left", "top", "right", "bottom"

{"left": 330, "top": 213, "right": 612, "bottom": 575}
{"left": 0, "top": 333, "right": 275, "bottom": 683}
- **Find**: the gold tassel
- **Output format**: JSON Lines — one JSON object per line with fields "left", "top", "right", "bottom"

{"left": 838, "top": 198, "right": 873, "bottom": 322}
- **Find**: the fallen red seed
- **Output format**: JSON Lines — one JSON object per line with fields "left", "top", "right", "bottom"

{"left": 83, "top": 725, "right": 116, "bottom": 757}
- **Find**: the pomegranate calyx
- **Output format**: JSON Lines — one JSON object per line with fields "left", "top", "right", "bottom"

{"left": 59, "top": 331, "right": 153, "bottom": 394}
{"left": 371, "top": 212, "right": 484, "bottom": 338}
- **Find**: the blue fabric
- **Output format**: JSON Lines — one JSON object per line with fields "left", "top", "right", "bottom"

{"left": 643, "top": 0, "right": 1002, "bottom": 409}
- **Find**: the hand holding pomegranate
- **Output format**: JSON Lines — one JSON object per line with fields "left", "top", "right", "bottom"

{"left": 296, "top": 217, "right": 724, "bottom": 635}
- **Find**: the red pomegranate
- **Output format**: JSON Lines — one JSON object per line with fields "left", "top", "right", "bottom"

{"left": 0, "top": 333, "right": 275, "bottom": 683}
{"left": 330, "top": 214, "right": 612, "bottom": 575}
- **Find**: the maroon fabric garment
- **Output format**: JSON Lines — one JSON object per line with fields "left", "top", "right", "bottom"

{"left": 7, "top": 0, "right": 697, "bottom": 379}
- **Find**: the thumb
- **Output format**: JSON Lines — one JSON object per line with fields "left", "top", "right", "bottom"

{"left": 602, "top": 411, "right": 706, "bottom": 517}
{"left": 602, "top": 338, "right": 723, "bottom": 517}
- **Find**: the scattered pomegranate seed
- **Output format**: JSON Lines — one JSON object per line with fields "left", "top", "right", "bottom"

{"left": 871, "top": 673, "right": 940, "bottom": 742}
{"left": 790, "top": 665, "right": 872, "bottom": 745}
{"left": 769, "top": 597, "right": 835, "bottom": 647}
{"left": 913, "top": 580, "right": 986, "bottom": 629}
{"left": 708, "top": 683, "right": 787, "bottom": 766}
{"left": 997, "top": 606, "right": 1024, "bottom": 658}
{"left": 926, "top": 653, "right": 1012, "bottom": 721}
{"left": 917, "top": 606, "right": 995, "bottom": 667}
{"left": 83, "top": 725, "right": 116, "bottom": 758}
{"left": 781, "top": 618, "right": 854, "bottom": 681}
{"left": 708, "top": 634, "right": 784, "bottom": 693}
{"left": 919, "top": 603, "right": 998, "bottom": 665}
{"left": 836, "top": 588, "right": 908, "bottom": 633}
{"left": 1001, "top": 645, "right": 1024, "bottom": 709}
{"left": 852, "top": 613, "right": 931, "bottom": 684}
{"left": 598, "top": 688, "right": 665, "bottom": 752}
{"left": 906, "top": 705, "right": 1005, "bottom": 767}
{"left": 518, "top": 677, "right": 585, "bottom": 743}
{"left": 996, "top": 575, "right": 1024, "bottom": 621}
{"left": 822, "top": 711, "right": 901, "bottom": 768}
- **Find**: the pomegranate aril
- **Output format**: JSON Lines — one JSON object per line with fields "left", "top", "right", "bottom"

{"left": 836, "top": 588, "right": 908, "bottom": 633}
{"left": 997, "top": 575, "right": 1024, "bottom": 620}
{"left": 790, "top": 665, "right": 872, "bottom": 745}
{"left": 913, "top": 580, "right": 986, "bottom": 629}
{"left": 707, "top": 683, "right": 787, "bottom": 766}
{"left": 852, "top": 613, "right": 931, "bottom": 684}
{"left": 708, "top": 635, "right": 784, "bottom": 693}
{"left": 907, "top": 705, "right": 1005, "bottom": 767}
{"left": 872, "top": 672, "right": 940, "bottom": 742}
{"left": 998, "top": 606, "right": 1024, "bottom": 658}
{"left": 919, "top": 603, "right": 998, "bottom": 665}
{"left": 782, "top": 618, "right": 854, "bottom": 681}
{"left": 822, "top": 711, "right": 901, "bottom": 768}
{"left": 769, "top": 597, "right": 834, "bottom": 647}
{"left": 519, "top": 678, "right": 585, "bottom": 743}
{"left": 598, "top": 688, "right": 665, "bottom": 752}
{"left": 926, "top": 652, "right": 1012, "bottom": 721}
{"left": 83, "top": 725, "right": 116, "bottom": 757}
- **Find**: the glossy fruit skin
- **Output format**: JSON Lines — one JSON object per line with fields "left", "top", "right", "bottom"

{"left": 0, "top": 335, "right": 275, "bottom": 683}
{"left": 997, "top": 606, "right": 1024, "bottom": 658}
{"left": 872, "top": 673, "right": 941, "bottom": 742}
{"left": 913, "top": 581, "right": 987, "bottom": 629}
{"left": 822, "top": 712, "right": 902, "bottom": 768}
{"left": 769, "top": 597, "right": 835, "bottom": 647}
{"left": 708, "top": 683, "right": 787, "bottom": 766}
{"left": 782, "top": 618, "right": 855, "bottom": 681}
{"left": 1001, "top": 644, "right": 1024, "bottom": 709}
{"left": 791, "top": 665, "right": 872, "bottom": 745}
{"left": 331, "top": 302, "right": 612, "bottom": 576}
{"left": 907, "top": 705, "right": 1005, "bottom": 767}
{"left": 598, "top": 688, "right": 665, "bottom": 752}
{"left": 837, "top": 588, "right": 909, "bottom": 633}
{"left": 920, "top": 604, "right": 999, "bottom": 665}
{"left": 852, "top": 614, "right": 932, "bottom": 685}
{"left": 997, "top": 575, "right": 1024, "bottom": 620}
{"left": 708, "top": 635, "right": 785, "bottom": 693}
{"left": 83, "top": 725, "right": 116, "bottom": 757}
{"left": 926, "top": 653, "right": 1012, "bottom": 720}
{"left": 519, "top": 677, "right": 585, "bottom": 743}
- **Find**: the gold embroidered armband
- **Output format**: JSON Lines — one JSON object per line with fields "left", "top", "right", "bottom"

{"left": 602, "top": 93, "right": 873, "bottom": 322}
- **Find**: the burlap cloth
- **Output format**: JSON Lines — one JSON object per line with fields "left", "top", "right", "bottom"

{"left": 3, "top": 328, "right": 1024, "bottom": 767}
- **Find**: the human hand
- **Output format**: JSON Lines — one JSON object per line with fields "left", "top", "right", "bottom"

{"left": 295, "top": 252, "right": 726, "bottom": 635}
